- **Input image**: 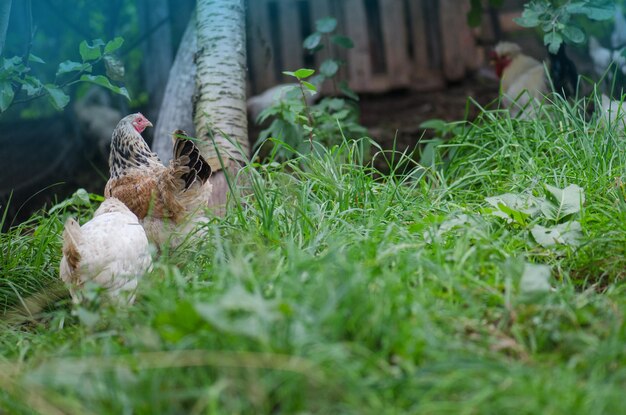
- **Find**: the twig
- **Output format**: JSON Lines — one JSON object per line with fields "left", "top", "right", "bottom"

{"left": 21, "top": 0, "right": 33, "bottom": 67}
{"left": 298, "top": 81, "right": 316, "bottom": 150}
{"left": 121, "top": 16, "right": 169, "bottom": 56}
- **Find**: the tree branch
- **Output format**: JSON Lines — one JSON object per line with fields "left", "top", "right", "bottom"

{"left": 0, "top": 0, "right": 12, "bottom": 57}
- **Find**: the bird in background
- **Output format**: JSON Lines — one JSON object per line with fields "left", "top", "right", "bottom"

{"left": 611, "top": 5, "right": 626, "bottom": 49}
{"left": 588, "top": 36, "right": 626, "bottom": 81}
{"left": 490, "top": 41, "right": 548, "bottom": 119}
{"left": 104, "top": 113, "right": 213, "bottom": 249}
{"left": 586, "top": 6, "right": 626, "bottom": 130}
{"left": 60, "top": 197, "right": 152, "bottom": 305}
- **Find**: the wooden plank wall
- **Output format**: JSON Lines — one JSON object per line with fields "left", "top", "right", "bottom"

{"left": 245, "top": 0, "right": 483, "bottom": 95}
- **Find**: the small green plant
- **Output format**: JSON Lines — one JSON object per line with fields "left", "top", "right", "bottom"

{"left": 0, "top": 37, "right": 128, "bottom": 114}
{"left": 255, "top": 17, "right": 367, "bottom": 161}
{"left": 515, "top": 0, "right": 613, "bottom": 53}
{"left": 486, "top": 183, "right": 585, "bottom": 248}
{"left": 467, "top": 0, "right": 505, "bottom": 27}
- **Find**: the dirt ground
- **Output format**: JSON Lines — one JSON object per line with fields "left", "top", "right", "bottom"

{"left": 358, "top": 74, "right": 500, "bottom": 153}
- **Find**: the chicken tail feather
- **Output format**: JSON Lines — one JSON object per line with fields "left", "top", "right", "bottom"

{"left": 172, "top": 129, "right": 212, "bottom": 190}
{"left": 62, "top": 218, "right": 82, "bottom": 272}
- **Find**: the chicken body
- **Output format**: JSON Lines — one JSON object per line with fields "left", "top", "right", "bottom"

{"left": 492, "top": 42, "right": 548, "bottom": 119}
{"left": 612, "top": 6, "right": 626, "bottom": 49}
{"left": 599, "top": 94, "right": 626, "bottom": 133}
{"left": 60, "top": 197, "right": 152, "bottom": 304}
{"left": 104, "top": 113, "right": 212, "bottom": 248}
{"left": 589, "top": 36, "right": 626, "bottom": 78}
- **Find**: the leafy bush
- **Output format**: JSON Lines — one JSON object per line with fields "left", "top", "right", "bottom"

{"left": 254, "top": 17, "right": 367, "bottom": 161}
{"left": 515, "top": 0, "right": 614, "bottom": 53}
{"left": 0, "top": 37, "right": 128, "bottom": 114}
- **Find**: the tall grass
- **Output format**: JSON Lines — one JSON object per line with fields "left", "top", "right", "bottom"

{"left": 1, "top": 101, "right": 626, "bottom": 414}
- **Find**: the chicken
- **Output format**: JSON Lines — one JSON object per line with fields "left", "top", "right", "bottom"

{"left": 589, "top": 36, "right": 614, "bottom": 77}
{"left": 104, "top": 113, "right": 212, "bottom": 248}
{"left": 599, "top": 94, "right": 626, "bottom": 133}
{"left": 589, "top": 36, "right": 626, "bottom": 78}
{"left": 491, "top": 42, "right": 548, "bottom": 119}
{"left": 60, "top": 197, "right": 152, "bottom": 304}
{"left": 612, "top": 6, "right": 626, "bottom": 49}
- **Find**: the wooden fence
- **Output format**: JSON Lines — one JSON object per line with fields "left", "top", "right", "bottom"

{"left": 245, "top": 0, "right": 485, "bottom": 95}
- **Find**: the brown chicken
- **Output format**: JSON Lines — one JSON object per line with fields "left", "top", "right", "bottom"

{"left": 104, "top": 113, "right": 212, "bottom": 248}
{"left": 491, "top": 42, "right": 548, "bottom": 119}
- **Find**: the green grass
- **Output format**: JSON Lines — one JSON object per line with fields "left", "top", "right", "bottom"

{"left": 2, "top": 100, "right": 626, "bottom": 414}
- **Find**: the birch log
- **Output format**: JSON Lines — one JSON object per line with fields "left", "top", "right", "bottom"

{"left": 194, "top": 0, "right": 249, "bottom": 167}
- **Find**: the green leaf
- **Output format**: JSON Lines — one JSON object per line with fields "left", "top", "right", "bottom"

{"left": 531, "top": 222, "right": 583, "bottom": 248}
{"left": 104, "top": 55, "right": 125, "bottom": 81}
{"left": 44, "top": 84, "right": 70, "bottom": 110}
{"left": 419, "top": 119, "right": 448, "bottom": 131}
{"left": 104, "top": 36, "right": 124, "bottom": 54}
{"left": 73, "top": 188, "right": 91, "bottom": 206}
{"left": 485, "top": 193, "right": 541, "bottom": 223}
{"left": 56, "top": 60, "right": 91, "bottom": 76}
{"left": 542, "top": 184, "right": 585, "bottom": 221}
{"left": 79, "top": 75, "right": 130, "bottom": 100}
{"left": 339, "top": 80, "right": 359, "bottom": 101}
{"left": 301, "top": 81, "right": 317, "bottom": 92}
{"left": 20, "top": 75, "right": 43, "bottom": 96}
{"left": 303, "top": 32, "right": 322, "bottom": 50}
{"left": 520, "top": 263, "right": 552, "bottom": 293}
{"left": 331, "top": 35, "right": 354, "bottom": 49}
{"left": 315, "top": 17, "right": 337, "bottom": 33}
{"left": 0, "top": 81, "right": 15, "bottom": 112}
{"left": 419, "top": 138, "right": 445, "bottom": 167}
{"left": 76, "top": 307, "right": 100, "bottom": 328}
{"left": 467, "top": 0, "right": 483, "bottom": 27}
{"left": 515, "top": 0, "right": 550, "bottom": 28}
{"left": 514, "top": 13, "right": 540, "bottom": 28}
{"left": 320, "top": 59, "right": 339, "bottom": 77}
{"left": 326, "top": 97, "right": 345, "bottom": 111}
{"left": 565, "top": 2, "right": 613, "bottom": 20}
{"left": 293, "top": 68, "right": 315, "bottom": 80}
{"left": 194, "top": 285, "right": 280, "bottom": 344}
{"left": 544, "top": 31, "right": 563, "bottom": 54}
{"left": 562, "top": 25, "right": 585, "bottom": 43}
{"left": 28, "top": 54, "right": 45, "bottom": 64}
{"left": 1, "top": 56, "right": 27, "bottom": 75}
{"left": 79, "top": 40, "right": 102, "bottom": 62}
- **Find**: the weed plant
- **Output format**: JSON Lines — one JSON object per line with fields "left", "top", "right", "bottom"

{"left": 1, "top": 98, "right": 626, "bottom": 414}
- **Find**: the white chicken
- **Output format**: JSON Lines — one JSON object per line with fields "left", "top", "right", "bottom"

{"left": 599, "top": 94, "right": 626, "bottom": 133}
{"left": 59, "top": 197, "right": 152, "bottom": 304}
{"left": 612, "top": 6, "right": 626, "bottom": 49}
{"left": 588, "top": 36, "right": 626, "bottom": 78}
{"left": 491, "top": 42, "right": 548, "bottom": 119}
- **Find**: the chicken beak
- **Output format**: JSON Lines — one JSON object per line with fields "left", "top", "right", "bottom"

{"left": 146, "top": 120, "right": 153, "bottom": 128}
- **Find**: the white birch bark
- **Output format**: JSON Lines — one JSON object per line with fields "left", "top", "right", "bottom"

{"left": 194, "top": 0, "right": 248, "bottom": 167}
